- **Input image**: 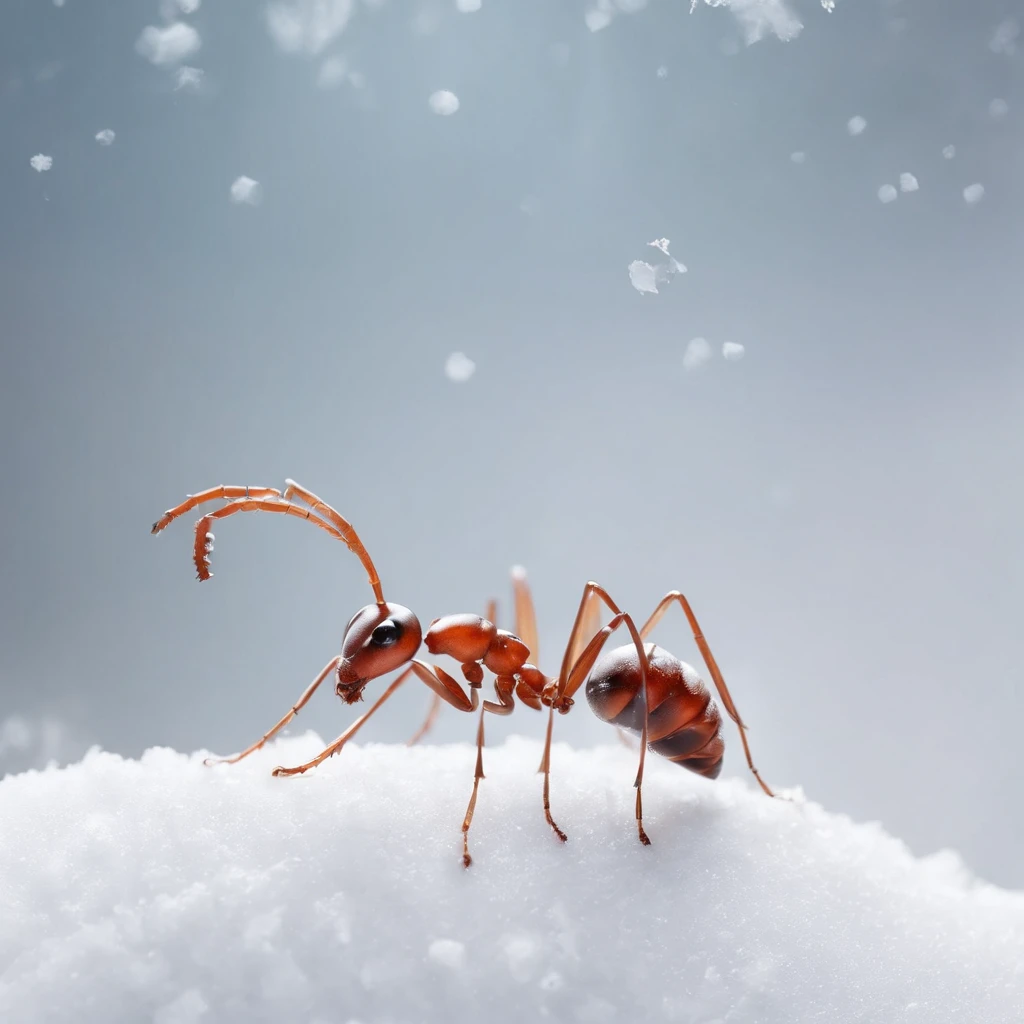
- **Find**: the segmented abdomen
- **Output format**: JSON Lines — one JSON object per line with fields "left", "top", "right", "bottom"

{"left": 584, "top": 643, "right": 724, "bottom": 779}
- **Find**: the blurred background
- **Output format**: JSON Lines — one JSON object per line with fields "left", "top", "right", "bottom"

{"left": 1, "top": 0, "right": 1021, "bottom": 888}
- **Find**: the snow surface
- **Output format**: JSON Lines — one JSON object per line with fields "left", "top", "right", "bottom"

{"left": 4, "top": 735, "right": 1020, "bottom": 1023}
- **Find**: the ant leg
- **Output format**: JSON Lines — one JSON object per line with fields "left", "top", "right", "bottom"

{"left": 461, "top": 707, "right": 487, "bottom": 868}
{"left": 406, "top": 598, "right": 497, "bottom": 746}
{"left": 640, "top": 592, "right": 775, "bottom": 798}
{"left": 535, "top": 582, "right": 631, "bottom": 841}
{"left": 272, "top": 665, "right": 417, "bottom": 776}
{"left": 405, "top": 693, "right": 442, "bottom": 746}
{"left": 510, "top": 567, "right": 539, "bottom": 663}
{"left": 556, "top": 604, "right": 652, "bottom": 845}
{"left": 204, "top": 656, "right": 340, "bottom": 766}
{"left": 272, "top": 659, "right": 483, "bottom": 777}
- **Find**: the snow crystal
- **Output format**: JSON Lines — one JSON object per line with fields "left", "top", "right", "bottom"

{"left": 878, "top": 184, "right": 898, "bottom": 203}
{"left": 942, "top": 144, "right": 955, "bottom": 160}
{"left": 628, "top": 260, "right": 659, "bottom": 294}
{"left": 29, "top": 154, "right": 52, "bottom": 172}
{"left": 989, "top": 18, "right": 1018, "bottom": 55}
{"left": 317, "top": 56, "right": 361, "bottom": 89}
{"left": 429, "top": 89, "right": 460, "bottom": 115}
{"left": 229, "top": 176, "right": 262, "bottom": 205}
{"left": 135, "top": 22, "right": 201, "bottom": 66}
{"left": 899, "top": 172, "right": 918, "bottom": 193}
{"left": 428, "top": 938, "right": 467, "bottom": 969}
{"left": 174, "top": 66, "right": 204, "bottom": 91}
{"left": 656, "top": 65, "right": 668, "bottom": 78}
{"left": 963, "top": 183, "right": 985, "bottom": 204}
{"left": 584, "top": 8, "right": 612, "bottom": 32}
{"left": 683, "top": 337, "right": 712, "bottom": 370}
{"left": 989, "top": 98, "right": 1009, "bottom": 119}
{"left": 455, "top": 0, "right": 482, "bottom": 12}
{"left": 722, "top": 341, "right": 745, "bottom": 361}
{"left": 444, "top": 352, "right": 475, "bottom": 382}
{"left": 790, "top": 150, "right": 806, "bottom": 163}
{"left": 847, "top": 115, "right": 867, "bottom": 136}
{"left": 266, "top": 0, "right": 355, "bottom": 56}
{"left": 2, "top": 737, "right": 1021, "bottom": 1023}
{"left": 94, "top": 129, "right": 116, "bottom": 146}
{"left": 647, "top": 238, "right": 671, "bottom": 256}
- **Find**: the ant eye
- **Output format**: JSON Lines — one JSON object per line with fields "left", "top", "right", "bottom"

{"left": 370, "top": 621, "right": 400, "bottom": 647}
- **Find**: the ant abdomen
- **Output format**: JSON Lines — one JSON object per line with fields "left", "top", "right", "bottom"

{"left": 585, "top": 643, "right": 726, "bottom": 779}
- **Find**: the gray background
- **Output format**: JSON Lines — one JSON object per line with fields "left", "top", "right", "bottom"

{"left": 1, "top": 0, "right": 1021, "bottom": 888}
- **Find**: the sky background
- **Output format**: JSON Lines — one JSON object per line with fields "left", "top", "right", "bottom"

{"left": 1, "top": 0, "right": 1022, "bottom": 888}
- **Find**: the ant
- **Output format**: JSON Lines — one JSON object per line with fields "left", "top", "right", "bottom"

{"left": 151, "top": 479, "right": 553, "bottom": 866}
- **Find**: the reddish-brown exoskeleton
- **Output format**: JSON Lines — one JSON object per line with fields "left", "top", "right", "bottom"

{"left": 414, "top": 570, "right": 778, "bottom": 847}
{"left": 150, "top": 479, "right": 552, "bottom": 865}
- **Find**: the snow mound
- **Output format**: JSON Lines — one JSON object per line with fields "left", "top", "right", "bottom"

{"left": 2, "top": 736, "right": 1022, "bottom": 1023}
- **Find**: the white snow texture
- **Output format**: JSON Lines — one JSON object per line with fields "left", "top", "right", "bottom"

{"left": 2, "top": 736, "right": 1021, "bottom": 1023}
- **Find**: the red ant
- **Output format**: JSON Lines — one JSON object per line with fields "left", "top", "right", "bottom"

{"left": 415, "top": 569, "right": 778, "bottom": 847}
{"left": 152, "top": 480, "right": 776, "bottom": 862}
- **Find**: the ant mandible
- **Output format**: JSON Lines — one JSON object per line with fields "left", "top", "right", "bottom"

{"left": 151, "top": 479, "right": 553, "bottom": 865}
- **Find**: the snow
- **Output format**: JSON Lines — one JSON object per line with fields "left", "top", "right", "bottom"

{"left": 229, "top": 176, "right": 262, "bottom": 205}
{"left": 790, "top": 150, "right": 806, "bottom": 163}
{"left": 989, "top": 98, "right": 1009, "bottom": 119}
{"left": 135, "top": 23, "right": 201, "bottom": 67}
{"left": 846, "top": 115, "right": 867, "bottom": 136}
{"left": 266, "top": 0, "right": 355, "bottom": 56}
{"left": 963, "top": 183, "right": 985, "bottom": 205}
{"left": 429, "top": 89, "right": 460, "bottom": 115}
{"left": 444, "top": 351, "right": 475, "bottom": 382}
{"left": 94, "top": 129, "right": 115, "bottom": 146}
{"left": 878, "top": 184, "right": 897, "bottom": 204}
{"left": 173, "top": 66, "right": 204, "bottom": 91}
{"left": 455, "top": 0, "right": 482, "bottom": 12}
{"left": 899, "top": 172, "right": 919, "bottom": 193}
{"left": 29, "top": 154, "right": 52, "bottom": 172}
{"left": 942, "top": 144, "right": 955, "bottom": 159}
{"left": 683, "top": 337, "right": 712, "bottom": 369}
{"left": 629, "top": 260, "right": 659, "bottom": 294}
{"left": 722, "top": 341, "right": 746, "bottom": 361}
{"left": 1, "top": 736, "right": 1022, "bottom": 1023}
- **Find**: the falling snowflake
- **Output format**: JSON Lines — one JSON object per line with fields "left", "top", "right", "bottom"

{"left": 30, "top": 154, "right": 53, "bottom": 172}
{"left": 444, "top": 352, "right": 475, "bottom": 382}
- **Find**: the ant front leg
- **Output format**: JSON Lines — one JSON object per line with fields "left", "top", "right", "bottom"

{"left": 204, "top": 656, "right": 341, "bottom": 766}
{"left": 272, "top": 659, "right": 481, "bottom": 778}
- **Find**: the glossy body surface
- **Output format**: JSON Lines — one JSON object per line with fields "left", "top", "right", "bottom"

{"left": 586, "top": 643, "right": 724, "bottom": 779}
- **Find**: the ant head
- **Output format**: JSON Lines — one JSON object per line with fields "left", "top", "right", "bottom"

{"left": 336, "top": 602, "right": 422, "bottom": 702}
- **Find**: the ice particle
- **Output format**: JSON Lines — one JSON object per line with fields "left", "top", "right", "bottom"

{"left": 899, "top": 173, "right": 918, "bottom": 193}
{"left": 963, "top": 183, "right": 985, "bottom": 205}
{"left": 878, "top": 184, "right": 898, "bottom": 204}
{"left": 455, "top": 0, "right": 482, "bottom": 11}
{"left": 428, "top": 939, "right": 466, "bottom": 969}
{"left": 683, "top": 337, "right": 711, "bottom": 370}
{"left": 847, "top": 115, "right": 867, "bottom": 136}
{"left": 628, "top": 261, "right": 659, "bottom": 295}
{"left": 790, "top": 151, "right": 806, "bottom": 164}
{"left": 585, "top": 9, "right": 612, "bottom": 32}
{"left": 229, "top": 176, "right": 262, "bottom": 205}
{"left": 942, "top": 145, "right": 955, "bottom": 160}
{"left": 444, "top": 352, "right": 475, "bottom": 382}
{"left": 95, "top": 129, "right": 116, "bottom": 146}
{"left": 30, "top": 154, "right": 52, "bottom": 172}
{"left": 429, "top": 90, "right": 459, "bottom": 115}
{"left": 989, "top": 98, "right": 1009, "bottom": 119}
{"left": 135, "top": 22, "right": 201, "bottom": 66}
{"left": 656, "top": 65, "right": 668, "bottom": 78}
{"left": 722, "top": 342, "right": 745, "bottom": 362}
{"left": 174, "top": 66, "right": 204, "bottom": 91}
